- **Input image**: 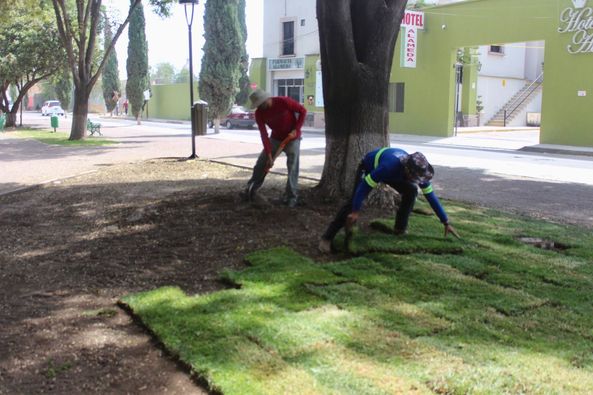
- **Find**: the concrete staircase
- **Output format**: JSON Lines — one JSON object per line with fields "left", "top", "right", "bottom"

{"left": 486, "top": 75, "right": 543, "bottom": 127}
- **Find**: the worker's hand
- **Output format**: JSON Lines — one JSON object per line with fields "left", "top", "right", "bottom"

{"left": 266, "top": 153, "right": 274, "bottom": 169}
{"left": 288, "top": 129, "right": 297, "bottom": 140}
{"left": 346, "top": 212, "right": 359, "bottom": 230}
{"left": 444, "top": 223, "right": 461, "bottom": 239}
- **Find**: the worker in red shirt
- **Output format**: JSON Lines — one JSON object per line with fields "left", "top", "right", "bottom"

{"left": 243, "top": 90, "right": 307, "bottom": 208}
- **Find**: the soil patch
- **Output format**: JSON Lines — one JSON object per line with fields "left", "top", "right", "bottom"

{"left": 0, "top": 158, "right": 357, "bottom": 394}
{"left": 517, "top": 236, "right": 570, "bottom": 251}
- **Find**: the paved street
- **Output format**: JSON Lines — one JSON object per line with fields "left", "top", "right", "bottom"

{"left": 2, "top": 112, "right": 593, "bottom": 227}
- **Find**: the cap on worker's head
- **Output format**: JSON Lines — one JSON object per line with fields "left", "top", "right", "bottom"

{"left": 405, "top": 152, "right": 434, "bottom": 182}
{"left": 249, "top": 90, "right": 271, "bottom": 109}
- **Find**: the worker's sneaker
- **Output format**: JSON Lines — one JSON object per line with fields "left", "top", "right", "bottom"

{"left": 318, "top": 239, "right": 332, "bottom": 253}
{"left": 393, "top": 228, "right": 408, "bottom": 236}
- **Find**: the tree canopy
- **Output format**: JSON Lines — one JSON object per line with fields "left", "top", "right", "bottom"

{"left": 126, "top": 1, "right": 149, "bottom": 122}
{"left": 101, "top": 12, "right": 121, "bottom": 114}
{"left": 199, "top": 0, "right": 243, "bottom": 132}
{"left": 50, "top": 0, "right": 176, "bottom": 139}
{"left": 0, "top": 2, "right": 65, "bottom": 126}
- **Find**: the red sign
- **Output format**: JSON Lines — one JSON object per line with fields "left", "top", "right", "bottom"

{"left": 250, "top": 83, "right": 258, "bottom": 89}
{"left": 402, "top": 10, "right": 424, "bottom": 30}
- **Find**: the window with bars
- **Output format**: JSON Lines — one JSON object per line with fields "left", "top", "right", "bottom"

{"left": 274, "top": 79, "right": 304, "bottom": 103}
{"left": 489, "top": 45, "right": 504, "bottom": 55}
{"left": 388, "top": 83, "right": 405, "bottom": 113}
{"left": 282, "top": 21, "right": 295, "bottom": 56}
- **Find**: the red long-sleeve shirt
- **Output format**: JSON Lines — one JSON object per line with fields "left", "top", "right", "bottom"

{"left": 255, "top": 96, "right": 307, "bottom": 155}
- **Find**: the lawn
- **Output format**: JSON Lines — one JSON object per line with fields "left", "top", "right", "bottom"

{"left": 121, "top": 200, "right": 593, "bottom": 394}
{"left": 12, "top": 129, "right": 117, "bottom": 146}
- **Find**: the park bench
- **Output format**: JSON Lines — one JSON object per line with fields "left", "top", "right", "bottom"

{"left": 87, "top": 119, "right": 102, "bottom": 136}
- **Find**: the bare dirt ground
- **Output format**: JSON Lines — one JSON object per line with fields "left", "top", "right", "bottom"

{"left": 0, "top": 159, "right": 347, "bottom": 394}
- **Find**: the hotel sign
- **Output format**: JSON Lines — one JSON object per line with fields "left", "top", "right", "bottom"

{"left": 401, "top": 10, "right": 424, "bottom": 68}
{"left": 558, "top": 0, "right": 593, "bottom": 54}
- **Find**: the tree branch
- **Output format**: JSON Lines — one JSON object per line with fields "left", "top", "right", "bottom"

{"left": 85, "top": 0, "right": 102, "bottom": 75}
{"left": 89, "top": 0, "right": 141, "bottom": 89}
{"left": 52, "top": 0, "right": 80, "bottom": 87}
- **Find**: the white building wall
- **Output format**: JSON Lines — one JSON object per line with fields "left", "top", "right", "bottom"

{"left": 262, "top": 0, "right": 318, "bottom": 59}
{"left": 262, "top": 0, "right": 318, "bottom": 100}
{"left": 478, "top": 43, "right": 527, "bottom": 79}
{"left": 524, "top": 41, "right": 545, "bottom": 81}
{"left": 506, "top": 89, "right": 542, "bottom": 127}
{"left": 477, "top": 76, "right": 527, "bottom": 125}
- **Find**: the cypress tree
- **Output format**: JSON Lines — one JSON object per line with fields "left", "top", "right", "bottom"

{"left": 126, "top": 0, "right": 149, "bottom": 123}
{"left": 101, "top": 13, "right": 120, "bottom": 115}
{"left": 199, "top": 0, "right": 242, "bottom": 132}
{"left": 235, "top": 0, "right": 250, "bottom": 106}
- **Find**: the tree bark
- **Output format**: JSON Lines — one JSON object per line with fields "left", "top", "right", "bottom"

{"left": 316, "top": 0, "right": 407, "bottom": 199}
{"left": 5, "top": 112, "right": 17, "bottom": 128}
{"left": 70, "top": 86, "right": 89, "bottom": 140}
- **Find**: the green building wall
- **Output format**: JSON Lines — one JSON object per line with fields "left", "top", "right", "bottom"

{"left": 145, "top": 83, "right": 199, "bottom": 121}
{"left": 390, "top": 0, "right": 593, "bottom": 147}
{"left": 249, "top": 58, "right": 267, "bottom": 92}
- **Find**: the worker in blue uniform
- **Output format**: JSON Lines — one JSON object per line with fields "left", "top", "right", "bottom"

{"left": 319, "top": 147, "right": 459, "bottom": 253}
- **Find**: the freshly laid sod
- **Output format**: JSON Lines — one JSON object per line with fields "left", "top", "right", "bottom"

{"left": 122, "top": 202, "right": 593, "bottom": 394}
{"left": 12, "top": 129, "right": 117, "bottom": 146}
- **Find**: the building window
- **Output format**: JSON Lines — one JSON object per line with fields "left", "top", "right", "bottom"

{"left": 274, "top": 78, "right": 304, "bottom": 103}
{"left": 489, "top": 45, "right": 504, "bottom": 55}
{"left": 389, "top": 83, "right": 405, "bottom": 113}
{"left": 300, "top": 19, "right": 306, "bottom": 26}
{"left": 282, "top": 21, "right": 295, "bottom": 56}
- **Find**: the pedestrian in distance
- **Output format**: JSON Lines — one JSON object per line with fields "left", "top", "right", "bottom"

{"left": 123, "top": 99, "right": 129, "bottom": 116}
{"left": 242, "top": 90, "right": 307, "bottom": 208}
{"left": 318, "top": 147, "right": 459, "bottom": 253}
{"left": 111, "top": 90, "right": 120, "bottom": 116}
{"left": 142, "top": 89, "right": 151, "bottom": 114}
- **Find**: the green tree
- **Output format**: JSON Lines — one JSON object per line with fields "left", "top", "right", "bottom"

{"left": 50, "top": 0, "right": 175, "bottom": 140}
{"left": 125, "top": 1, "right": 148, "bottom": 123}
{"left": 316, "top": 0, "right": 408, "bottom": 199}
{"left": 54, "top": 70, "right": 73, "bottom": 111}
{"left": 175, "top": 66, "right": 192, "bottom": 84}
{"left": 42, "top": 70, "right": 73, "bottom": 111}
{"left": 102, "top": 12, "right": 121, "bottom": 114}
{"left": 0, "top": 2, "right": 65, "bottom": 127}
{"left": 199, "top": 0, "right": 242, "bottom": 133}
{"left": 151, "top": 62, "right": 176, "bottom": 84}
{"left": 235, "top": 0, "right": 250, "bottom": 106}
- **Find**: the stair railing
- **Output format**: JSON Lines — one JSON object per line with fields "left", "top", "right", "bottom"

{"left": 504, "top": 72, "right": 544, "bottom": 126}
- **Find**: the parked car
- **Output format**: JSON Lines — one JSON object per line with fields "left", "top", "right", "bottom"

{"left": 41, "top": 100, "right": 65, "bottom": 116}
{"left": 208, "top": 105, "right": 255, "bottom": 129}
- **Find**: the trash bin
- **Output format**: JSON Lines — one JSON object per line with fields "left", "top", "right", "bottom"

{"left": 0, "top": 114, "right": 5, "bottom": 132}
{"left": 50, "top": 114, "right": 59, "bottom": 132}
{"left": 192, "top": 100, "right": 208, "bottom": 136}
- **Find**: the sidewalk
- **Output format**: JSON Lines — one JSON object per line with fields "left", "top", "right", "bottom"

{"left": 2, "top": 113, "right": 593, "bottom": 228}
{"left": 136, "top": 116, "right": 593, "bottom": 158}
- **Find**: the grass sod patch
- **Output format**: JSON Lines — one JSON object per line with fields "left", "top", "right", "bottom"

{"left": 12, "top": 129, "right": 117, "bottom": 146}
{"left": 122, "top": 203, "right": 593, "bottom": 394}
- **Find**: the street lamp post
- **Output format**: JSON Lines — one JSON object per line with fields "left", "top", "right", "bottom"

{"left": 180, "top": 0, "right": 199, "bottom": 159}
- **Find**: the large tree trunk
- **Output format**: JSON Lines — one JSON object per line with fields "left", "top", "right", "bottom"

{"left": 70, "top": 86, "right": 89, "bottom": 140}
{"left": 316, "top": 0, "right": 407, "bottom": 199}
{"left": 4, "top": 111, "right": 18, "bottom": 128}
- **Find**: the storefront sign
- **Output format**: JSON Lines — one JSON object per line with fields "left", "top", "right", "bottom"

{"left": 268, "top": 57, "right": 304, "bottom": 70}
{"left": 400, "top": 11, "right": 424, "bottom": 68}
{"left": 558, "top": 0, "right": 593, "bottom": 54}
